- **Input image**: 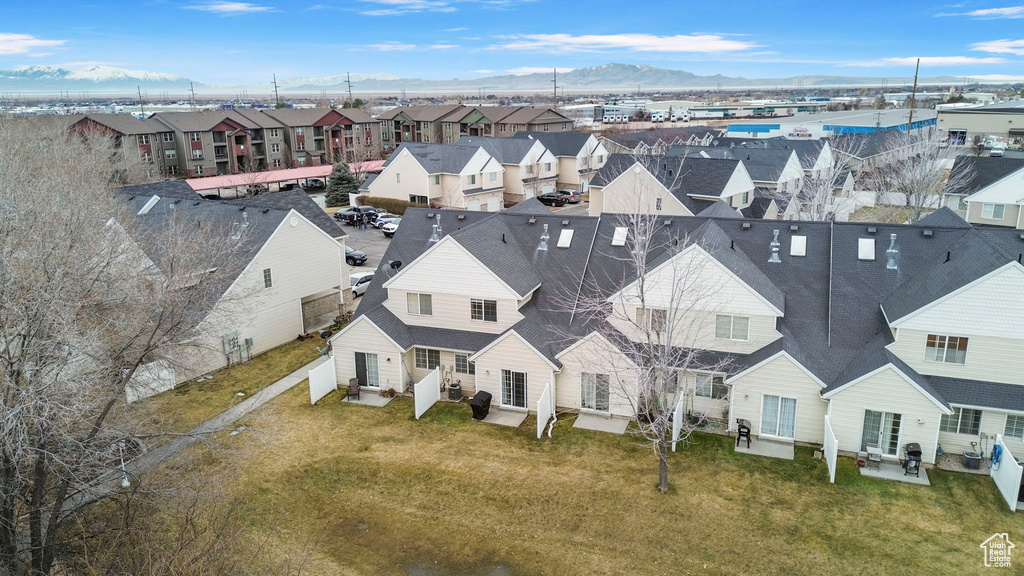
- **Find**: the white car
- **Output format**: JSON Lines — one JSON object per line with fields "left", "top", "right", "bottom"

{"left": 990, "top": 146, "right": 1005, "bottom": 158}
{"left": 350, "top": 271, "right": 374, "bottom": 297}
{"left": 372, "top": 212, "right": 400, "bottom": 228}
{"left": 381, "top": 218, "right": 401, "bottom": 238}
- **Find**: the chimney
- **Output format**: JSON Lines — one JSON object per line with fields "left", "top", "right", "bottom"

{"left": 768, "top": 229, "right": 781, "bottom": 263}
{"left": 886, "top": 234, "right": 899, "bottom": 270}
{"left": 538, "top": 223, "right": 550, "bottom": 251}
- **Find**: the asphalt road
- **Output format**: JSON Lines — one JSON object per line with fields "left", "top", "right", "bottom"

{"left": 342, "top": 220, "right": 392, "bottom": 274}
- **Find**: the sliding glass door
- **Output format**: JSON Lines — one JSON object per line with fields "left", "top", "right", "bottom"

{"left": 861, "top": 410, "right": 902, "bottom": 455}
{"left": 354, "top": 352, "right": 379, "bottom": 388}
{"left": 501, "top": 370, "right": 527, "bottom": 408}
{"left": 761, "top": 395, "right": 797, "bottom": 439}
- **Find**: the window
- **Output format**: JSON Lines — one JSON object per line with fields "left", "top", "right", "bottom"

{"left": 501, "top": 369, "right": 527, "bottom": 408}
{"left": 741, "top": 191, "right": 750, "bottom": 205}
{"left": 1005, "top": 415, "right": 1024, "bottom": 440}
{"left": 544, "top": 162, "right": 552, "bottom": 172}
{"left": 925, "top": 334, "right": 968, "bottom": 364}
{"left": 272, "top": 159, "right": 282, "bottom": 168}
{"left": 455, "top": 353, "right": 476, "bottom": 374}
{"left": 164, "top": 149, "right": 176, "bottom": 159}
{"left": 271, "top": 143, "right": 280, "bottom": 153}
{"left": 296, "top": 141, "right": 305, "bottom": 151}
{"left": 940, "top": 407, "right": 982, "bottom": 435}
{"left": 141, "top": 151, "right": 152, "bottom": 163}
{"left": 597, "top": 154, "right": 604, "bottom": 164}
{"left": 191, "top": 148, "right": 203, "bottom": 160}
{"left": 581, "top": 373, "right": 610, "bottom": 411}
{"left": 715, "top": 315, "right": 750, "bottom": 340}
{"left": 162, "top": 132, "right": 174, "bottom": 143}
{"left": 295, "top": 127, "right": 305, "bottom": 136}
{"left": 407, "top": 292, "right": 432, "bottom": 315}
{"left": 396, "top": 172, "right": 401, "bottom": 183}
{"left": 354, "top": 352, "right": 380, "bottom": 387}
{"left": 561, "top": 122, "right": 568, "bottom": 130}
{"left": 982, "top": 203, "right": 1005, "bottom": 219}
{"left": 432, "top": 175, "right": 440, "bottom": 185}
{"left": 468, "top": 174, "right": 477, "bottom": 185}
{"left": 636, "top": 308, "right": 667, "bottom": 332}
{"left": 166, "top": 165, "right": 178, "bottom": 176}
{"left": 263, "top": 268, "right": 272, "bottom": 288}
{"left": 409, "top": 195, "right": 428, "bottom": 204}
{"left": 190, "top": 132, "right": 201, "bottom": 142}
{"left": 489, "top": 172, "right": 497, "bottom": 182}
{"left": 415, "top": 347, "right": 440, "bottom": 370}
{"left": 695, "top": 374, "right": 728, "bottom": 399}
{"left": 656, "top": 197, "right": 662, "bottom": 211}
{"left": 297, "top": 157, "right": 307, "bottom": 165}
{"left": 139, "top": 134, "right": 149, "bottom": 144}
{"left": 499, "top": 123, "right": 507, "bottom": 132}
{"left": 194, "top": 165, "right": 204, "bottom": 175}
{"left": 471, "top": 299, "right": 497, "bottom": 322}
{"left": 525, "top": 165, "right": 534, "bottom": 175}
{"left": 543, "top": 124, "right": 550, "bottom": 132}
{"left": 269, "top": 128, "right": 279, "bottom": 138}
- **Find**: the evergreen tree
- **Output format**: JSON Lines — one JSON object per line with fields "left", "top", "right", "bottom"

{"left": 325, "top": 162, "right": 359, "bottom": 207}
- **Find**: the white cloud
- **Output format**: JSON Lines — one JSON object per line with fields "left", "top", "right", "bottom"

{"left": 505, "top": 66, "right": 575, "bottom": 75}
{"left": 471, "top": 69, "right": 494, "bottom": 74}
{"left": 26, "top": 52, "right": 53, "bottom": 58}
{"left": 971, "top": 38, "right": 1024, "bottom": 55}
{"left": 444, "top": 27, "right": 468, "bottom": 31}
{"left": 430, "top": 43, "right": 460, "bottom": 49}
{"left": 358, "top": 0, "right": 455, "bottom": 15}
{"left": 843, "top": 56, "right": 1006, "bottom": 66}
{"left": 970, "top": 73, "right": 1024, "bottom": 80}
{"left": 492, "top": 33, "right": 760, "bottom": 53}
{"left": 939, "top": 5, "right": 1024, "bottom": 18}
{"left": 184, "top": 2, "right": 275, "bottom": 14}
{"left": 0, "top": 33, "right": 66, "bottom": 56}
{"left": 368, "top": 41, "right": 417, "bottom": 51}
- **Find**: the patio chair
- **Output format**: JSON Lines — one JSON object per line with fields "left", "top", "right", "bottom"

{"left": 866, "top": 444, "right": 883, "bottom": 470}
{"left": 736, "top": 424, "right": 751, "bottom": 448}
{"left": 347, "top": 378, "right": 360, "bottom": 401}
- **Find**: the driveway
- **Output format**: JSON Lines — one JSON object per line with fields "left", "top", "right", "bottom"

{"left": 552, "top": 201, "right": 591, "bottom": 217}
{"left": 342, "top": 221, "right": 391, "bottom": 273}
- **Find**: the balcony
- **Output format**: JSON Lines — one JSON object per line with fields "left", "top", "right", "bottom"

{"left": 215, "top": 153, "right": 228, "bottom": 161}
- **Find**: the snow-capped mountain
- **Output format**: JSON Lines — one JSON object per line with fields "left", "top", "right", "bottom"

{"left": 0, "top": 65, "right": 193, "bottom": 92}
{"left": 64, "top": 65, "right": 186, "bottom": 83}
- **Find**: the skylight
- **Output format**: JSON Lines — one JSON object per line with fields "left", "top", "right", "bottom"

{"left": 611, "top": 227, "right": 628, "bottom": 247}
{"left": 858, "top": 238, "right": 875, "bottom": 261}
{"left": 557, "top": 229, "right": 574, "bottom": 249}
{"left": 790, "top": 235, "right": 806, "bottom": 257}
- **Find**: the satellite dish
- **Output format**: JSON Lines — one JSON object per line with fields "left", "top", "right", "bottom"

{"left": 390, "top": 260, "right": 403, "bottom": 270}
{"left": 320, "top": 330, "right": 332, "bottom": 340}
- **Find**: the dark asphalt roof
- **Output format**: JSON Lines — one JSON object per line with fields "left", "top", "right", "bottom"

{"left": 945, "top": 155, "right": 1024, "bottom": 196}
{"left": 709, "top": 137, "right": 824, "bottom": 171}
{"left": 697, "top": 202, "right": 743, "bottom": 219}
{"left": 913, "top": 207, "right": 973, "bottom": 229}
{"left": 118, "top": 180, "right": 202, "bottom": 201}
{"left": 669, "top": 145, "right": 796, "bottom": 184}
{"left": 384, "top": 142, "right": 482, "bottom": 174}
{"left": 929, "top": 376, "right": 1024, "bottom": 412}
{"left": 512, "top": 130, "right": 593, "bottom": 157}
{"left": 227, "top": 189, "right": 346, "bottom": 238}
{"left": 602, "top": 127, "right": 719, "bottom": 150}
{"left": 740, "top": 197, "right": 775, "bottom": 219}
{"left": 457, "top": 136, "right": 542, "bottom": 164}
{"left": 593, "top": 154, "right": 737, "bottom": 212}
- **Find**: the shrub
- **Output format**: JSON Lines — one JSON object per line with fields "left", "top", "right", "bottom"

{"left": 355, "top": 196, "right": 427, "bottom": 215}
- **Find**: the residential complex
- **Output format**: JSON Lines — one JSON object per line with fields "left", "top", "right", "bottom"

{"left": 944, "top": 156, "right": 1024, "bottom": 229}
{"left": 378, "top": 105, "right": 573, "bottom": 146}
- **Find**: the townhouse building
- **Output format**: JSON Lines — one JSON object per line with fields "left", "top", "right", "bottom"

{"left": 378, "top": 105, "right": 464, "bottom": 147}
{"left": 331, "top": 200, "right": 1024, "bottom": 473}
{"left": 458, "top": 136, "right": 558, "bottom": 202}
{"left": 944, "top": 156, "right": 1024, "bottom": 229}
{"left": 599, "top": 127, "right": 722, "bottom": 156}
{"left": 511, "top": 131, "right": 609, "bottom": 192}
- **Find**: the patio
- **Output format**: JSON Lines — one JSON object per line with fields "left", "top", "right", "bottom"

{"left": 573, "top": 413, "right": 630, "bottom": 435}
{"left": 859, "top": 460, "right": 931, "bottom": 486}
{"left": 478, "top": 407, "right": 528, "bottom": 428}
{"left": 342, "top": 390, "right": 394, "bottom": 407}
{"left": 734, "top": 436, "right": 795, "bottom": 460}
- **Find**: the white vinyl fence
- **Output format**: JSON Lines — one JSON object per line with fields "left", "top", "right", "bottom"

{"left": 126, "top": 360, "right": 177, "bottom": 403}
{"left": 990, "top": 434, "right": 1023, "bottom": 512}
{"left": 308, "top": 359, "right": 337, "bottom": 405}
{"left": 414, "top": 367, "right": 441, "bottom": 420}
{"left": 824, "top": 415, "right": 839, "bottom": 484}
{"left": 671, "top": 398, "right": 685, "bottom": 452}
{"left": 537, "top": 380, "right": 553, "bottom": 439}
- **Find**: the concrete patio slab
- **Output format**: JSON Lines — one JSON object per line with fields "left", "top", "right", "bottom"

{"left": 735, "top": 437, "right": 795, "bottom": 460}
{"left": 573, "top": 413, "right": 630, "bottom": 435}
{"left": 479, "top": 408, "right": 527, "bottom": 428}
{"left": 343, "top": 390, "right": 394, "bottom": 407}
{"left": 859, "top": 460, "right": 930, "bottom": 486}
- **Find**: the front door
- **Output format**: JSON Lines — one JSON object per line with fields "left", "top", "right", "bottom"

{"left": 761, "top": 395, "right": 796, "bottom": 439}
{"left": 354, "top": 352, "right": 379, "bottom": 388}
{"left": 501, "top": 370, "right": 527, "bottom": 408}
{"left": 861, "top": 410, "right": 902, "bottom": 455}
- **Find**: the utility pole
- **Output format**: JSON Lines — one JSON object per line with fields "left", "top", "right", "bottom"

{"left": 346, "top": 72, "right": 353, "bottom": 104}
{"left": 273, "top": 73, "right": 280, "bottom": 106}
{"left": 189, "top": 82, "right": 196, "bottom": 111}
{"left": 552, "top": 68, "right": 557, "bottom": 107}
{"left": 137, "top": 86, "right": 144, "bottom": 115}
{"left": 907, "top": 58, "right": 920, "bottom": 130}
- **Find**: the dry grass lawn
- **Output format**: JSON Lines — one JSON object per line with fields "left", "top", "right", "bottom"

{"left": 170, "top": 384, "right": 1022, "bottom": 576}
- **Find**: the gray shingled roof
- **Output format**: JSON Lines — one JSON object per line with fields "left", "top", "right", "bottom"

{"left": 740, "top": 197, "right": 774, "bottom": 219}
{"left": 384, "top": 142, "right": 482, "bottom": 174}
{"left": 669, "top": 145, "right": 795, "bottom": 184}
{"left": 457, "top": 136, "right": 541, "bottom": 164}
{"left": 378, "top": 105, "right": 464, "bottom": 122}
{"left": 929, "top": 376, "right": 1024, "bottom": 412}
{"left": 697, "top": 202, "right": 743, "bottom": 219}
{"left": 593, "top": 154, "right": 737, "bottom": 213}
{"left": 118, "top": 180, "right": 201, "bottom": 201}
{"left": 913, "top": 206, "right": 973, "bottom": 229}
{"left": 946, "top": 155, "right": 1024, "bottom": 196}
{"left": 449, "top": 216, "right": 543, "bottom": 297}
{"left": 512, "top": 131, "right": 592, "bottom": 157}
{"left": 825, "top": 331, "right": 948, "bottom": 408}
{"left": 228, "top": 189, "right": 346, "bottom": 238}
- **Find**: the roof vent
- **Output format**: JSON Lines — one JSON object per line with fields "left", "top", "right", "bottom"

{"left": 768, "top": 229, "right": 781, "bottom": 263}
{"left": 886, "top": 233, "right": 899, "bottom": 270}
{"left": 457, "top": 214, "right": 466, "bottom": 220}
{"left": 790, "top": 235, "right": 807, "bottom": 257}
{"left": 922, "top": 229, "right": 933, "bottom": 237}
{"left": 557, "top": 229, "right": 574, "bottom": 248}
{"left": 611, "top": 226, "right": 628, "bottom": 247}
{"left": 789, "top": 225, "right": 799, "bottom": 232}
{"left": 867, "top": 226, "right": 877, "bottom": 234}
{"left": 561, "top": 219, "right": 570, "bottom": 226}
{"left": 528, "top": 217, "right": 537, "bottom": 224}
{"left": 538, "top": 223, "right": 550, "bottom": 251}
{"left": 1018, "top": 233, "right": 1024, "bottom": 241}
{"left": 741, "top": 222, "right": 751, "bottom": 230}
{"left": 137, "top": 195, "right": 161, "bottom": 216}
{"left": 858, "top": 238, "right": 875, "bottom": 260}
{"left": 427, "top": 212, "right": 435, "bottom": 218}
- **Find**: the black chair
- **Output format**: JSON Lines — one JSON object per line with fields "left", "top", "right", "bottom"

{"left": 736, "top": 424, "right": 751, "bottom": 448}
{"left": 347, "top": 378, "right": 360, "bottom": 401}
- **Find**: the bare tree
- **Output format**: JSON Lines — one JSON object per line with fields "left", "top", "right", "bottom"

{"left": 864, "top": 128, "right": 972, "bottom": 222}
{"left": 765, "top": 136, "right": 865, "bottom": 221}
{"left": 0, "top": 119, "right": 252, "bottom": 575}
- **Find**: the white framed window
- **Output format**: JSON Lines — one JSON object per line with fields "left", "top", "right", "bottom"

{"left": 468, "top": 174, "right": 477, "bottom": 185}
{"left": 166, "top": 165, "right": 178, "bottom": 176}
{"left": 295, "top": 127, "right": 305, "bottom": 136}
{"left": 695, "top": 374, "right": 728, "bottom": 399}
{"left": 561, "top": 122, "right": 567, "bottom": 130}
{"left": 396, "top": 172, "right": 401, "bottom": 183}
{"left": 455, "top": 353, "right": 475, "bottom": 375}
{"left": 525, "top": 165, "right": 534, "bottom": 175}
{"left": 597, "top": 155, "right": 604, "bottom": 164}
{"left": 162, "top": 132, "right": 174, "bottom": 142}
{"left": 470, "top": 298, "right": 497, "bottom": 322}
{"left": 982, "top": 203, "right": 1005, "bottom": 219}
{"left": 742, "top": 191, "right": 750, "bottom": 205}
{"left": 271, "top": 143, "right": 280, "bottom": 153}
{"left": 272, "top": 159, "right": 282, "bottom": 168}
{"left": 544, "top": 162, "right": 552, "bottom": 172}
{"left": 581, "top": 373, "right": 610, "bottom": 411}
{"left": 270, "top": 128, "right": 280, "bottom": 138}
{"left": 138, "top": 134, "right": 150, "bottom": 144}
{"left": 501, "top": 369, "right": 527, "bottom": 408}
{"left": 432, "top": 175, "right": 440, "bottom": 185}
{"left": 263, "top": 268, "right": 272, "bottom": 288}
{"left": 297, "top": 157, "right": 307, "bottom": 165}
{"left": 489, "top": 172, "right": 497, "bottom": 182}
{"left": 164, "top": 149, "right": 176, "bottom": 159}
{"left": 636, "top": 308, "right": 667, "bottom": 332}
{"left": 191, "top": 148, "right": 203, "bottom": 159}
{"left": 140, "top": 151, "right": 152, "bottom": 163}
{"left": 194, "top": 165, "right": 204, "bottom": 175}
{"left": 1005, "top": 415, "right": 1024, "bottom": 440}
{"left": 940, "top": 407, "right": 982, "bottom": 435}
{"left": 925, "top": 334, "right": 968, "bottom": 364}
{"left": 407, "top": 292, "right": 432, "bottom": 315}
{"left": 409, "top": 195, "right": 428, "bottom": 204}
{"left": 190, "top": 132, "right": 201, "bottom": 142}
{"left": 715, "top": 315, "right": 749, "bottom": 340}
{"left": 296, "top": 141, "right": 306, "bottom": 151}
{"left": 415, "top": 347, "right": 440, "bottom": 370}
{"left": 656, "top": 197, "right": 662, "bottom": 211}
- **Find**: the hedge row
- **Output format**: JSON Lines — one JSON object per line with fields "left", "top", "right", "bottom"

{"left": 354, "top": 196, "right": 428, "bottom": 215}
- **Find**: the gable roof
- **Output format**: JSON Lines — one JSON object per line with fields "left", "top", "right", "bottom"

{"left": 228, "top": 189, "right": 345, "bottom": 238}
{"left": 118, "top": 180, "right": 202, "bottom": 201}
{"left": 448, "top": 216, "right": 543, "bottom": 297}
{"left": 710, "top": 137, "right": 825, "bottom": 170}
{"left": 697, "top": 201, "right": 743, "bottom": 219}
{"left": 512, "top": 131, "right": 593, "bottom": 156}
{"left": 740, "top": 197, "right": 775, "bottom": 219}
{"left": 379, "top": 105, "right": 464, "bottom": 122}
{"left": 946, "top": 155, "right": 1024, "bottom": 196}
{"left": 385, "top": 142, "right": 483, "bottom": 174}
{"left": 668, "top": 145, "right": 797, "bottom": 184}
{"left": 457, "top": 136, "right": 544, "bottom": 164}
{"left": 913, "top": 206, "right": 973, "bottom": 229}
{"left": 73, "top": 113, "right": 170, "bottom": 135}
{"left": 593, "top": 154, "right": 741, "bottom": 212}
{"left": 601, "top": 127, "right": 720, "bottom": 151}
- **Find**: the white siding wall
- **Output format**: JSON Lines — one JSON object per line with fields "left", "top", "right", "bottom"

{"left": 473, "top": 334, "right": 554, "bottom": 412}
{"left": 384, "top": 289, "right": 522, "bottom": 334}
{"left": 368, "top": 150, "right": 430, "bottom": 203}
{"left": 719, "top": 163, "right": 756, "bottom": 207}
{"left": 554, "top": 335, "right": 637, "bottom": 418}
{"left": 386, "top": 237, "right": 521, "bottom": 300}
{"left": 597, "top": 166, "right": 693, "bottom": 217}
{"left": 827, "top": 368, "right": 945, "bottom": 463}
{"left": 729, "top": 355, "right": 828, "bottom": 444}
{"left": 333, "top": 318, "right": 406, "bottom": 391}
{"left": 937, "top": 409, "right": 1024, "bottom": 455}
{"left": 888, "top": 329, "right": 1024, "bottom": 386}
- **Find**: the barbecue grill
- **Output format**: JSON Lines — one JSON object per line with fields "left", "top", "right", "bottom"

{"left": 903, "top": 442, "right": 922, "bottom": 477}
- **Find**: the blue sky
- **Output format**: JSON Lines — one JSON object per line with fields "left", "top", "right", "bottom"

{"left": 2, "top": 1, "right": 1024, "bottom": 83}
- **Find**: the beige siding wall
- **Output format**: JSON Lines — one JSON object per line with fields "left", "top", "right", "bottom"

{"left": 368, "top": 151, "right": 430, "bottom": 203}
{"left": 386, "top": 238, "right": 521, "bottom": 300}
{"left": 384, "top": 288, "right": 522, "bottom": 334}
{"left": 827, "top": 368, "right": 945, "bottom": 463}
{"left": 608, "top": 307, "right": 780, "bottom": 355}
{"left": 557, "top": 157, "right": 580, "bottom": 186}
{"left": 436, "top": 173, "right": 467, "bottom": 208}
{"left": 937, "top": 409, "right": 1024, "bottom": 455}
{"left": 554, "top": 336, "right": 637, "bottom": 418}
{"left": 333, "top": 318, "right": 406, "bottom": 391}
{"left": 503, "top": 164, "right": 524, "bottom": 196}
{"left": 598, "top": 167, "right": 693, "bottom": 217}
{"left": 966, "top": 201, "right": 1020, "bottom": 228}
{"left": 730, "top": 355, "right": 827, "bottom": 444}
{"left": 474, "top": 335, "right": 554, "bottom": 412}
{"left": 588, "top": 186, "right": 605, "bottom": 215}
{"left": 405, "top": 348, "right": 478, "bottom": 394}
{"left": 888, "top": 329, "right": 1024, "bottom": 385}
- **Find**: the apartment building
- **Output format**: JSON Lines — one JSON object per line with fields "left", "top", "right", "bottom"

{"left": 150, "top": 110, "right": 283, "bottom": 177}
{"left": 378, "top": 105, "right": 463, "bottom": 147}
{"left": 440, "top": 106, "right": 574, "bottom": 143}
{"left": 331, "top": 201, "right": 1024, "bottom": 473}
{"left": 68, "top": 113, "right": 177, "bottom": 178}
{"left": 258, "top": 108, "right": 383, "bottom": 165}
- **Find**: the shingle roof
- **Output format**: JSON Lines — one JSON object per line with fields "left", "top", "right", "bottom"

{"left": 711, "top": 137, "right": 824, "bottom": 170}
{"left": 76, "top": 113, "right": 169, "bottom": 135}
{"left": 946, "top": 155, "right": 1024, "bottom": 196}
{"left": 825, "top": 331, "right": 948, "bottom": 408}
{"left": 379, "top": 105, "right": 464, "bottom": 122}
{"left": 227, "top": 189, "right": 346, "bottom": 238}
{"left": 913, "top": 206, "right": 973, "bottom": 229}
{"left": 669, "top": 145, "right": 796, "bottom": 184}
{"left": 697, "top": 202, "right": 743, "bottom": 219}
{"left": 457, "top": 136, "right": 541, "bottom": 164}
{"left": 501, "top": 106, "right": 569, "bottom": 125}
{"left": 512, "top": 131, "right": 593, "bottom": 157}
{"left": 384, "top": 142, "right": 482, "bottom": 174}
{"left": 602, "top": 127, "right": 720, "bottom": 151}
{"left": 118, "top": 180, "right": 202, "bottom": 201}
{"left": 593, "top": 154, "right": 740, "bottom": 213}
{"left": 740, "top": 197, "right": 774, "bottom": 219}
{"left": 153, "top": 110, "right": 261, "bottom": 132}
{"left": 929, "top": 376, "right": 1024, "bottom": 412}
{"left": 449, "top": 216, "right": 543, "bottom": 297}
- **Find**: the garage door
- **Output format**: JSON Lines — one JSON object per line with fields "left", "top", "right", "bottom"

{"left": 467, "top": 198, "right": 481, "bottom": 211}
{"left": 486, "top": 198, "right": 498, "bottom": 212}
{"left": 541, "top": 183, "right": 553, "bottom": 195}
{"left": 524, "top": 187, "right": 535, "bottom": 199}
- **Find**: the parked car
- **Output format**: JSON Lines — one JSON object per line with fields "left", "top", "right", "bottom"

{"left": 333, "top": 207, "right": 358, "bottom": 221}
{"left": 556, "top": 189, "right": 582, "bottom": 203}
{"left": 343, "top": 206, "right": 380, "bottom": 226}
{"left": 536, "top": 192, "right": 567, "bottom": 207}
{"left": 345, "top": 245, "right": 367, "bottom": 266}
{"left": 350, "top": 271, "right": 374, "bottom": 297}
{"left": 372, "top": 212, "right": 400, "bottom": 228}
{"left": 990, "top": 146, "right": 1005, "bottom": 158}
{"left": 381, "top": 218, "right": 401, "bottom": 238}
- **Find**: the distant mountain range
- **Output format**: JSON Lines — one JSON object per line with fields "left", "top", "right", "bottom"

{"left": 0, "top": 62, "right": 985, "bottom": 96}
